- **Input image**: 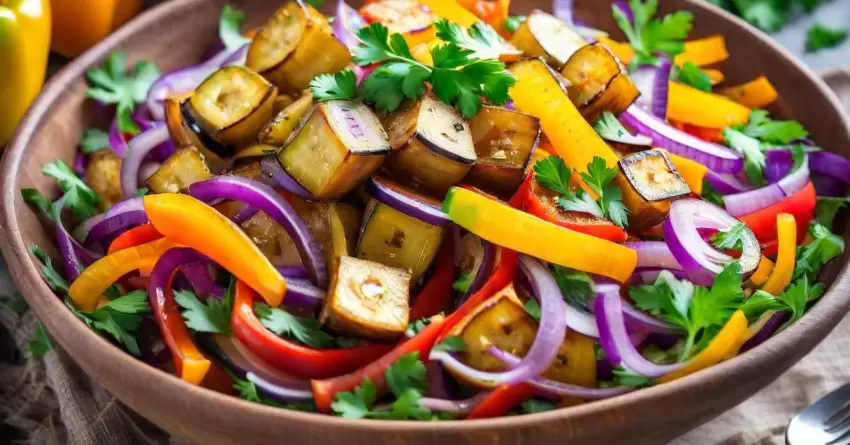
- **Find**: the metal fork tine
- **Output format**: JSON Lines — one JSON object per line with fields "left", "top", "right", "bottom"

{"left": 826, "top": 404, "right": 850, "bottom": 432}
{"left": 787, "top": 384, "right": 850, "bottom": 445}
{"left": 827, "top": 425, "right": 850, "bottom": 445}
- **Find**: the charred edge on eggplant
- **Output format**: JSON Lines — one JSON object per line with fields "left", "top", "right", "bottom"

{"left": 179, "top": 100, "right": 238, "bottom": 159}
{"left": 618, "top": 149, "right": 691, "bottom": 202}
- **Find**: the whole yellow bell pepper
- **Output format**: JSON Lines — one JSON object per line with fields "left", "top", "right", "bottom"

{"left": 0, "top": 0, "right": 51, "bottom": 146}
{"left": 50, "top": 0, "right": 142, "bottom": 58}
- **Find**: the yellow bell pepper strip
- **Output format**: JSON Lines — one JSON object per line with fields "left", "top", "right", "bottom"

{"left": 761, "top": 213, "right": 797, "bottom": 295}
{"left": 659, "top": 310, "right": 748, "bottom": 383}
{"left": 50, "top": 0, "right": 142, "bottom": 57}
{"left": 673, "top": 35, "right": 729, "bottom": 67}
{"left": 68, "top": 238, "right": 176, "bottom": 312}
{"left": 443, "top": 187, "right": 637, "bottom": 282}
{"left": 749, "top": 256, "right": 775, "bottom": 288}
{"left": 417, "top": 0, "right": 479, "bottom": 27}
{"left": 718, "top": 76, "right": 779, "bottom": 109}
{"left": 703, "top": 69, "right": 725, "bottom": 86}
{"left": 0, "top": 0, "right": 50, "bottom": 146}
{"left": 143, "top": 193, "right": 287, "bottom": 307}
{"left": 663, "top": 150, "right": 707, "bottom": 195}
{"left": 668, "top": 81, "right": 752, "bottom": 129}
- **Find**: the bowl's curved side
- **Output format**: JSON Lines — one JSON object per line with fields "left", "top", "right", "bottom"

{"left": 1, "top": 0, "right": 849, "bottom": 445}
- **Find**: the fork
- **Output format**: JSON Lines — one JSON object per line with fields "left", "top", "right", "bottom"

{"left": 787, "top": 384, "right": 850, "bottom": 445}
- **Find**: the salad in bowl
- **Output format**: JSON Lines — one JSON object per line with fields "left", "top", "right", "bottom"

{"left": 22, "top": 0, "right": 849, "bottom": 421}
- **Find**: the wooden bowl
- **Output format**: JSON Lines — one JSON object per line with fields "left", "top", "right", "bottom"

{"left": 2, "top": 1, "right": 849, "bottom": 444}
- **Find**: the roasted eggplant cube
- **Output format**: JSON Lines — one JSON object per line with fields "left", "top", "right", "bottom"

{"left": 258, "top": 93, "right": 314, "bottom": 146}
{"left": 247, "top": 2, "right": 352, "bottom": 94}
{"left": 320, "top": 256, "right": 411, "bottom": 340}
{"left": 384, "top": 95, "right": 476, "bottom": 196}
{"left": 561, "top": 43, "right": 639, "bottom": 121}
{"left": 357, "top": 198, "right": 445, "bottom": 282}
{"left": 328, "top": 202, "right": 362, "bottom": 278}
{"left": 360, "top": 0, "right": 438, "bottom": 48}
{"left": 510, "top": 10, "right": 587, "bottom": 68}
{"left": 146, "top": 148, "right": 212, "bottom": 194}
{"left": 188, "top": 66, "right": 278, "bottom": 147}
{"left": 617, "top": 150, "right": 691, "bottom": 231}
{"left": 278, "top": 100, "right": 391, "bottom": 199}
{"left": 86, "top": 151, "right": 123, "bottom": 211}
{"left": 466, "top": 106, "right": 540, "bottom": 197}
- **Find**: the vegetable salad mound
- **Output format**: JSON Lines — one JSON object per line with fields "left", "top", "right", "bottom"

{"left": 23, "top": 0, "right": 848, "bottom": 421}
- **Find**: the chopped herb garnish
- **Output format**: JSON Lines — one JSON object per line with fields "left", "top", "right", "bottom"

{"left": 504, "top": 15, "right": 527, "bottom": 33}
{"left": 806, "top": 23, "right": 849, "bottom": 53}
{"left": 219, "top": 4, "right": 251, "bottom": 50}
{"left": 66, "top": 291, "right": 151, "bottom": 356}
{"left": 711, "top": 222, "right": 748, "bottom": 251}
{"left": 254, "top": 303, "right": 337, "bottom": 348}
{"left": 551, "top": 265, "right": 595, "bottom": 311}
{"left": 310, "top": 69, "right": 358, "bottom": 102}
{"left": 793, "top": 222, "right": 845, "bottom": 280}
{"left": 85, "top": 53, "right": 159, "bottom": 134}
{"left": 674, "top": 61, "right": 712, "bottom": 92}
{"left": 612, "top": 0, "right": 694, "bottom": 68}
{"left": 30, "top": 244, "right": 68, "bottom": 293}
{"left": 433, "top": 336, "right": 466, "bottom": 353}
{"left": 80, "top": 128, "right": 111, "bottom": 154}
{"left": 816, "top": 196, "right": 850, "bottom": 230}
{"left": 613, "top": 366, "right": 656, "bottom": 388}
{"left": 42, "top": 160, "right": 99, "bottom": 220}
{"left": 175, "top": 289, "right": 232, "bottom": 335}
{"left": 21, "top": 188, "right": 52, "bottom": 215}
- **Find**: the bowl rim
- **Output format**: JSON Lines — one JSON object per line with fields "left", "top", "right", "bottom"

{"left": 3, "top": 0, "right": 850, "bottom": 435}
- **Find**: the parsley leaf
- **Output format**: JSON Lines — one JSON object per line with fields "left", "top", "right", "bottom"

{"left": 372, "top": 389, "right": 433, "bottom": 420}
{"left": 776, "top": 276, "right": 824, "bottom": 325}
{"left": 806, "top": 23, "right": 849, "bottom": 53}
{"left": 21, "top": 188, "right": 53, "bottom": 215}
{"left": 233, "top": 375, "right": 315, "bottom": 410}
{"left": 613, "top": 366, "right": 656, "bottom": 388}
{"left": 504, "top": 15, "right": 526, "bottom": 33}
{"left": 533, "top": 156, "right": 573, "bottom": 196}
{"left": 581, "top": 157, "right": 630, "bottom": 228}
{"left": 723, "top": 127, "right": 766, "bottom": 186}
{"left": 452, "top": 273, "right": 473, "bottom": 293}
{"left": 405, "top": 316, "right": 437, "bottom": 337}
{"left": 525, "top": 298, "right": 541, "bottom": 322}
{"left": 220, "top": 5, "right": 251, "bottom": 50}
{"left": 86, "top": 53, "right": 160, "bottom": 134}
{"left": 385, "top": 352, "right": 428, "bottom": 398}
{"left": 793, "top": 223, "right": 845, "bottom": 280}
{"left": 702, "top": 180, "right": 725, "bottom": 207}
{"left": 711, "top": 222, "right": 748, "bottom": 251}
{"left": 739, "top": 290, "right": 788, "bottom": 322}
{"left": 816, "top": 196, "right": 850, "bottom": 230}
{"left": 175, "top": 290, "right": 232, "bottom": 335}
{"left": 0, "top": 292, "right": 29, "bottom": 315}
{"left": 254, "top": 303, "right": 336, "bottom": 348}
{"left": 30, "top": 244, "right": 68, "bottom": 292}
{"left": 435, "top": 20, "right": 512, "bottom": 60}
{"left": 42, "top": 160, "right": 99, "bottom": 220}
{"left": 80, "top": 128, "right": 111, "bottom": 154}
{"left": 332, "top": 378, "right": 377, "bottom": 419}
{"left": 67, "top": 291, "right": 151, "bottom": 356}
{"left": 593, "top": 111, "right": 636, "bottom": 143}
{"left": 732, "top": 0, "right": 789, "bottom": 32}
{"left": 310, "top": 69, "right": 358, "bottom": 102}
{"left": 551, "top": 265, "right": 595, "bottom": 311}
{"left": 29, "top": 323, "right": 55, "bottom": 357}
{"left": 739, "top": 109, "right": 809, "bottom": 144}
{"left": 613, "top": 0, "right": 694, "bottom": 67}
{"left": 673, "top": 62, "right": 712, "bottom": 92}
{"left": 518, "top": 398, "right": 556, "bottom": 414}
{"left": 434, "top": 336, "right": 466, "bottom": 353}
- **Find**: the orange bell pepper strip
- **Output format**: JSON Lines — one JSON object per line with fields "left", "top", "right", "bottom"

{"left": 456, "top": 0, "right": 509, "bottom": 32}
{"left": 761, "top": 214, "right": 797, "bottom": 295}
{"left": 597, "top": 37, "right": 634, "bottom": 64}
{"left": 670, "top": 120, "right": 726, "bottom": 144}
{"left": 409, "top": 237, "right": 456, "bottom": 321}
{"left": 659, "top": 310, "right": 748, "bottom": 383}
{"left": 718, "top": 76, "right": 779, "bottom": 109}
{"left": 311, "top": 317, "right": 449, "bottom": 413}
{"left": 664, "top": 151, "right": 708, "bottom": 195}
{"left": 232, "top": 281, "right": 393, "bottom": 381}
{"left": 148, "top": 247, "right": 212, "bottom": 385}
{"left": 68, "top": 238, "right": 176, "bottom": 312}
{"left": 466, "top": 382, "right": 537, "bottom": 419}
{"left": 417, "top": 0, "right": 479, "bottom": 27}
{"left": 143, "top": 193, "right": 286, "bottom": 307}
{"left": 673, "top": 35, "right": 729, "bottom": 67}
{"left": 748, "top": 256, "right": 775, "bottom": 288}
{"left": 107, "top": 224, "right": 164, "bottom": 253}
{"left": 704, "top": 69, "right": 725, "bottom": 86}
{"left": 739, "top": 182, "right": 815, "bottom": 242}
{"left": 50, "top": 0, "right": 142, "bottom": 57}
{"left": 668, "top": 82, "right": 751, "bottom": 129}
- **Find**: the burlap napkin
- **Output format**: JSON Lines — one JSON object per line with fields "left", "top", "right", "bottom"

{"left": 2, "top": 70, "right": 849, "bottom": 445}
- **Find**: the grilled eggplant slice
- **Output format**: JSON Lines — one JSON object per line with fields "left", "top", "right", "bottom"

{"left": 561, "top": 43, "right": 639, "bottom": 121}
{"left": 278, "top": 100, "right": 390, "bottom": 199}
{"left": 616, "top": 150, "right": 690, "bottom": 232}
{"left": 510, "top": 10, "right": 587, "bottom": 68}
{"left": 384, "top": 95, "right": 476, "bottom": 195}
{"left": 258, "top": 93, "right": 314, "bottom": 146}
{"left": 466, "top": 106, "right": 540, "bottom": 197}
{"left": 357, "top": 198, "right": 445, "bottom": 282}
{"left": 360, "top": 0, "right": 438, "bottom": 48}
{"left": 86, "top": 151, "right": 123, "bottom": 211}
{"left": 247, "top": 2, "right": 352, "bottom": 94}
{"left": 146, "top": 148, "right": 212, "bottom": 194}
{"left": 188, "top": 66, "right": 278, "bottom": 146}
{"left": 320, "top": 256, "right": 411, "bottom": 340}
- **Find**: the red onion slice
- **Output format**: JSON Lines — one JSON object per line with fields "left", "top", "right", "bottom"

{"left": 765, "top": 149, "right": 793, "bottom": 184}
{"left": 663, "top": 199, "right": 761, "bottom": 275}
{"left": 259, "top": 157, "right": 317, "bottom": 201}
{"left": 429, "top": 256, "right": 567, "bottom": 387}
{"left": 811, "top": 151, "right": 850, "bottom": 186}
{"left": 188, "top": 176, "right": 328, "bottom": 288}
{"left": 109, "top": 118, "right": 129, "bottom": 157}
{"left": 621, "top": 105, "right": 744, "bottom": 173}
{"left": 814, "top": 175, "right": 847, "bottom": 197}
{"left": 280, "top": 277, "right": 327, "bottom": 312}
{"left": 333, "top": 0, "right": 366, "bottom": 51}
{"left": 365, "top": 177, "right": 451, "bottom": 227}
{"left": 276, "top": 266, "right": 308, "bottom": 280}
{"left": 553, "top": 0, "right": 610, "bottom": 38}
{"left": 724, "top": 157, "right": 809, "bottom": 216}
{"left": 705, "top": 170, "right": 753, "bottom": 195}
{"left": 52, "top": 198, "right": 85, "bottom": 281}
{"left": 120, "top": 125, "right": 171, "bottom": 198}
{"left": 595, "top": 290, "right": 684, "bottom": 377}
{"left": 631, "top": 56, "right": 671, "bottom": 119}
{"left": 419, "top": 394, "right": 490, "bottom": 415}
{"left": 180, "top": 263, "right": 224, "bottom": 299}
{"left": 594, "top": 276, "right": 680, "bottom": 335}
{"left": 739, "top": 311, "right": 790, "bottom": 353}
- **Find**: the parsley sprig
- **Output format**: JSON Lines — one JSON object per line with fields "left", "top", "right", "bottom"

{"left": 220, "top": 4, "right": 251, "bottom": 50}
{"left": 233, "top": 375, "right": 315, "bottom": 411}
{"left": 66, "top": 290, "right": 151, "bottom": 356}
{"left": 723, "top": 110, "right": 809, "bottom": 186}
{"left": 740, "top": 277, "right": 825, "bottom": 327}
{"left": 673, "top": 62, "right": 712, "bottom": 92}
{"left": 175, "top": 289, "right": 233, "bottom": 335}
{"left": 710, "top": 222, "right": 748, "bottom": 251}
{"left": 551, "top": 265, "right": 596, "bottom": 311}
{"left": 816, "top": 196, "right": 850, "bottom": 230}
{"left": 86, "top": 53, "right": 159, "bottom": 135}
{"left": 806, "top": 23, "right": 849, "bottom": 53}
{"left": 793, "top": 223, "right": 845, "bottom": 281}
{"left": 612, "top": 0, "right": 694, "bottom": 69}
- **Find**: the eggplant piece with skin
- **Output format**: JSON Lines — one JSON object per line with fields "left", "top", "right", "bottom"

{"left": 86, "top": 151, "right": 123, "bottom": 211}
{"left": 320, "top": 256, "right": 411, "bottom": 341}
{"left": 357, "top": 196, "right": 445, "bottom": 282}
{"left": 617, "top": 150, "right": 691, "bottom": 232}
{"left": 247, "top": 2, "right": 352, "bottom": 94}
{"left": 510, "top": 10, "right": 588, "bottom": 68}
{"left": 258, "top": 93, "right": 314, "bottom": 146}
{"left": 360, "top": 0, "right": 439, "bottom": 48}
{"left": 278, "top": 100, "right": 391, "bottom": 200}
{"left": 384, "top": 95, "right": 476, "bottom": 196}
{"left": 466, "top": 106, "right": 540, "bottom": 197}
{"left": 145, "top": 148, "right": 213, "bottom": 194}
{"left": 561, "top": 43, "right": 639, "bottom": 121}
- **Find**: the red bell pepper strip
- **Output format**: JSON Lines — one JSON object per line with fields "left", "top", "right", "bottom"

{"left": 409, "top": 236, "right": 456, "bottom": 321}
{"left": 739, "top": 182, "right": 815, "bottom": 242}
{"left": 466, "top": 383, "right": 537, "bottom": 419}
{"left": 311, "top": 317, "right": 448, "bottom": 413}
{"left": 107, "top": 224, "right": 163, "bottom": 253}
{"left": 231, "top": 281, "right": 393, "bottom": 380}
